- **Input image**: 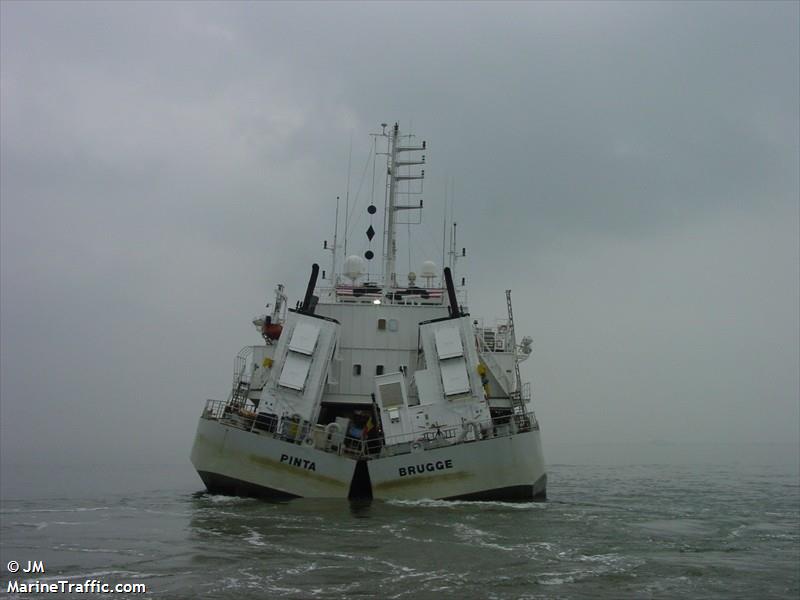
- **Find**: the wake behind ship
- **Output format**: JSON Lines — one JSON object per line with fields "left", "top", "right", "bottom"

{"left": 190, "top": 123, "right": 546, "bottom": 501}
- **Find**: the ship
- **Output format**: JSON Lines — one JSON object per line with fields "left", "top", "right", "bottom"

{"left": 190, "top": 123, "right": 547, "bottom": 501}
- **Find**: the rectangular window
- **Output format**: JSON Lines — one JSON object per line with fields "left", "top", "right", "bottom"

{"left": 376, "top": 365, "right": 384, "bottom": 376}
{"left": 378, "top": 318, "right": 387, "bottom": 330}
{"left": 388, "top": 319, "right": 399, "bottom": 332}
{"left": 435, "top": 326, "right": 464, "bottom": 359}
{"left": 289, "top": 321, "right": 320, "bottom": 355}
{"left": 440, "top": 357, "right": 470, "bottom": 396}
{"left": 379, "top": 381, "right": 404, "bottom": 408}
{"left": 353, "top": 364, "right": 362, "bottom": 376}
{"left": 279, "top": 353, "right": 312, "bottom": 391}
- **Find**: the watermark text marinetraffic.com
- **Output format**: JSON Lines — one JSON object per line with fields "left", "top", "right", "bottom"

{"left": 5, "top": 560, "right": 147, "bottom": 595}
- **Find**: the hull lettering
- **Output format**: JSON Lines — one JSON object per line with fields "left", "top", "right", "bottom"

{"left": 279, "top": 453, "right": 316, "bottom": 471}
{"left": 398, "top": 459, "right": 453, "bottom": 477}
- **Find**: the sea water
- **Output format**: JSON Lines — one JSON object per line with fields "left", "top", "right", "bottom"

{"left": 1, "top": 444, "right": 798, "bottom": 599}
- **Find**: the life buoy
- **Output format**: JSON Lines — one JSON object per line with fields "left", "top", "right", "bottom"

{"left": 410, "top": 441, "right": 424, "bottom": 453}
{"left": 303, "top": 436, "right": 315, "bottom": 447}
{"left": 263, "top": 323, "right": 283, "bottom": 340}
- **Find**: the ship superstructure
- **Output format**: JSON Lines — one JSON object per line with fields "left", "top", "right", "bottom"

{"left": 190, "top": 123, "right": 546, "bottom": 500}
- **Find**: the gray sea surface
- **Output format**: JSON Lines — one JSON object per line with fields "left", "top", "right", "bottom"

{"left": 1, "top": 444, "right": 798, "bottom": 599}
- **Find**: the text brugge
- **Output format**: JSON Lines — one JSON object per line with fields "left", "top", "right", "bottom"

{"left": 398, "top": 459, "right": 453, "bottom": 477}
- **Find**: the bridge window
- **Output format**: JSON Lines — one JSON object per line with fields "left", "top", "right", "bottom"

{"left": 376, "top": 365, "right": 384, "bottom": 376}
{"left": 353, "top": 364, "right": 362, "bottom": 376}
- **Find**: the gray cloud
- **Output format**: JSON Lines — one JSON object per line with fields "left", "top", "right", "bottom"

{"left": 1, "top": 1, "right": 797, "bottom": 466}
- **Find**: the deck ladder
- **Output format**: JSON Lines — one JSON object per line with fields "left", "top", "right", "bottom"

{"left": 506, "top": 290, "right": 529, "bottom": 429}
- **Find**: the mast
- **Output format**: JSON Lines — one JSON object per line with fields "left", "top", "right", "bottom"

{"left": 331, "top": 196, "right": 339, "bottom": 284}
{"left": 343, "top": 138, "right": 352, "bottom": 258}
{"left": 382, "top": 124, "right": 399, "bottom": 288}
{"left": 322, "top": 197, "right": 340, "bottom": 287}
{"left": 381, "top": 122, "right": 426, "bottom": 290}
{"left": 441, "top": 179, "right": 447, "bottom": 287}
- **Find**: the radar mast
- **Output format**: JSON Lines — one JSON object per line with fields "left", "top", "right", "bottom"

{"left": 380, "top": 122, "right": 425, "bottom": 290}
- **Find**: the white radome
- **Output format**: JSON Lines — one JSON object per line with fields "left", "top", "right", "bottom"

{"left": 421, "top": 260, "right": 437, "bottom": 278}
{"left": 343, "top": 255, "right": 366, "bottom": 282}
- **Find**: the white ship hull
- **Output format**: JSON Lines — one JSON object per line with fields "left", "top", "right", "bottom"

{"left": 368, "top": 430, "right": 546, "bottom": 501}
{"left": 191, "top": 417, "right": 357, "bottom": 499}
{"left": 191, "top": 416, "right": 546, "bottom": 501}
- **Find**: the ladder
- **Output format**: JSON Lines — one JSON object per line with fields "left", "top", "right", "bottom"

{"left": 230, "top": 346, "right": 253, "bottom": 409}
{"left": 506, "top": 290, "right": 529, "bottom": 430}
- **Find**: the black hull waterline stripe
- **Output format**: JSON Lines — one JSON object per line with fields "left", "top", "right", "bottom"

{"left": 198, "top": 470, "right": 547, "bottom": 502}
{"left": 198, "top": 471, "right": 299, "bottom": 500}
{"left": 444, "top": 475, "right": 547, "bottom": 502}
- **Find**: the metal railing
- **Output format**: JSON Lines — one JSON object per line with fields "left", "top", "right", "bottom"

{"left": 378, "top": 410, "right": 535, "bottom": 450}
{"left": 319, "top": 286, "right": 448, "bottom": 306}
{"left": 200, "top": 399, "right": 538, "bottom": 460}
{"left": 201, "top": 399, "right": 368, "bottom": 457}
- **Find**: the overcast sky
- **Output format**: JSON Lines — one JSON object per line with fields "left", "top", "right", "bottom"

{"left": 1, "top": 1, "right": 798, "bottom": 467}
